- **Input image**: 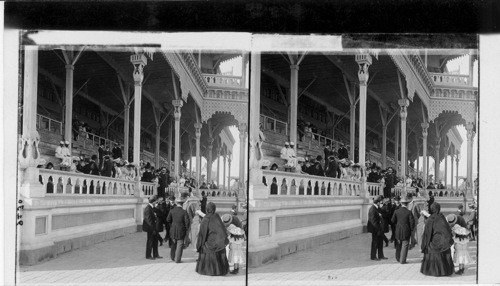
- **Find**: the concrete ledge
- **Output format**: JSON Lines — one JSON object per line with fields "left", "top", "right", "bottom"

{"left": 18, "top": 225, "right": 137, "bottom": 265}
{"left": 248, "top": 225, "right": 364, "bottom": 268}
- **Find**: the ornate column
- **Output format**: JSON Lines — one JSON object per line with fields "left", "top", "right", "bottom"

{"left": 355, "top": 54, "right": 371, "bottom": 197}
{"left": 241, "top": 54, "right": 247, "bottom": 88}
{"left": 155, "top": 124, "right": 161, "bottom": 168}
{"left": 194, "top": 122, "right": 202, "bottom": 190}
{"left": 216, "top": 146, "right": 221, "bottom": 188}
{"left": 123, "top": 103, "right": 130, "bottom": 161}
{"left": 238, "top": 123, "right": 248, "bottom": 192}
{"left": 421, "top": 122, "right": 429, "bottom": 187}
{"left": 398, "top": 99, "right": 409, "bottom": 188}
{"left": 207, "top": 137, "right": 213, "bottom": 184}
{"left": 394, "top": 119, "right": 400, "bottom": 172}
{"left": 228, "top": 153, "right": 232, "bottom": 190}
{"left": 172, "top": 99, "right": 183, "bottom": 181}
{"left": 455, "top": 154, "right": 460, "bottom": 190}
{"left": 167, "top": 118, "right": 173, "bottom": 170}
{"left": 451, "top": 152, "right": 454, "bottom": 189}
{"left": 64, "top": 63, "right": 74, "bottom": 148}
{"left": 415, "top": 137, "right": 420, "bottom": 178}
{"left": 465, "top": 123, "right": 475, "bottom": 197}
{"left": 289, "top": 64, "right": 299, "bottom": 151}
{"left": 223, "top": 151, "right": 227, "bottom": 190}
{"left": 350, "top": 104, "right": 356, "bottom": 161}
{"left": 444, "top": 143, "right": 449, "bottom": 188}
{"left": 130, "top": 53, "right": 147, "bottom": 166}
{"left": 434, "top": 138, "right": 441, "bottom": 184}
{"left": 381, "top": 124, "right": 387, "bottom": 169}
{"left": 19, "top": 47, "right": 45, "bottom": 198}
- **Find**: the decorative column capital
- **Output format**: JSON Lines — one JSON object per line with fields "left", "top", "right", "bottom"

{"left": 290, "top": 64, "right": 299, "bottom": 71}
{"left": 130, "top": 53, "right": 147, "bottom": 85}
{"left": 172, "top": 99, "right": 183, "bottom": 120}
{"left": 398, "top": 99, "right": 410, "bottom": 120}
{"left": 208, "top": 137, "right": 214, "bottom": 148}
{"left": 355, "top": 54, "right": 372, "bottom": 84}
{"left": 194, "top": 122, "right": 202, "bottom": 138}
{"left": 238, "top": 123, "right": 247, "bottom": 134}
{"left": 65, "top": 64, "right": 74, "bottom": 71}
{"left": 465, "top": 122, "right": 475, "bottom": 140}
{"left": 421, "top": 122, "right": 429, "bottom": 137}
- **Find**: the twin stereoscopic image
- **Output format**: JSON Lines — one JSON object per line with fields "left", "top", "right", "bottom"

{"left": 14, "top": 32, "right": 478, "bottom": 285}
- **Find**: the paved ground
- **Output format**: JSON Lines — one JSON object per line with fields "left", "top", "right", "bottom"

{"left": 17, "top": 231, "right": 246, "bottom": 286}
{"left": 248, "top": 232, "right": 477, "bottom": 285}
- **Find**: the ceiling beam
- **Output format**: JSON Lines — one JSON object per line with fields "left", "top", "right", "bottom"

{"left": 324, "top": 54, "right": 391, "bottom": 111}
{"left": 92, "top": 49, "right": 167, "bottom": 114}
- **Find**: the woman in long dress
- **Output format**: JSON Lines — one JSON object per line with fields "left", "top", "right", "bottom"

{"left": 196, "top": 202, "right": 230, "bottom": 276}
{"left": 420, "top": 202, "right": 455, "bottom": 276}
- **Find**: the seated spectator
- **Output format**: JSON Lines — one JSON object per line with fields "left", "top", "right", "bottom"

{"left": 45, "top": 162, "right": 54, "bottom": 170}
{"left": 76, "top": 157, "right": 86, "bottom": 173}
{"left": 280, "top": 142, "right": 298, "bottom": 170}
{"left": 351, "top": 164, "right": 361, "bottom": 181}
{"left": 112, "top": 143, "right": 122, "bottom": 160}
{"left": 55, "top": 141, "right": 72, "bottom": 169}
{"left": 325, "top": 155, "right": 340, "bottom": 178}
{"left": 308, "top": 156, "right": 324, "bottom": 177}
{"left": 427, "top": 182, "right": 436, "bottom": 189}
{"left": 200, "top": 182, "right": 208, "bottom": 189}
{"left": 100, "top": 155, "right": 113, "bottom": 177}
{"left": 82, "top": 155, "right": 100, "bottom": 175}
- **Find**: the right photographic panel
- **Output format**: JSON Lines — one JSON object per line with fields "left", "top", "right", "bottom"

{"left": 247, "top": 37, "right": 478, "bottom": 285}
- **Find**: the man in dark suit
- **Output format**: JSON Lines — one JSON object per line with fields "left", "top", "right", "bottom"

{"left": 391, "top": 195, "right": 415, "bottom": 264}
{"left": 143, "top": 195, "right": 162, "bottom": 260}
{"left": 338, "top": 142, "right": 348, "bottom": 160}
{"left": 367, "top": 195, "right": 388, "bottom": 261}
{"left": 384, "top": 167, "right": 396, "bottom": 198}
{"left": 112, "top": 143, "right": 122, "bottom": 160}
{"left": 157, "top": 167, "right": 169, "bottom": 198}
{"left": 166, "top": 194, "right": 190, "bottom": 263}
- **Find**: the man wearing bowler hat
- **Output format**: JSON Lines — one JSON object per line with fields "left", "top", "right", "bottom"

{"left": 143, "top": 195, "right": 162, "bottom": 260}
{"left": 368, "top": 195, "right": 388, "bottom": 261}
{"left": 391, "top": 195, "right": 415, "bottom": 264}
{"left": 167, "top": 193, "right": 190, "bottom": 263}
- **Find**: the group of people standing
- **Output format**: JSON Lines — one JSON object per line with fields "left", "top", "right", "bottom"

{"left": 368, "top": 194, "right": 475, "bottom": 277}
{"left": 142, "top": 192, "right": 246, "bottom": 276}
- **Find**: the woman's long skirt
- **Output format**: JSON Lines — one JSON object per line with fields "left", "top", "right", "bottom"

{"left": 420, "top": 249, "right": 454, "bottom": 276}
{"left": 196, "top": 249, "right": 230, "bottom": 276}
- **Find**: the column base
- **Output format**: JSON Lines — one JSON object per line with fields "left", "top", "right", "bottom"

{"left": 19, "top": 167, "right": 46, "bottom": 198}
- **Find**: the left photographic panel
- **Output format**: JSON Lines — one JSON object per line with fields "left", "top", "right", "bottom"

{"left": 15, "top": 30, "right": 249, "bottom": 285}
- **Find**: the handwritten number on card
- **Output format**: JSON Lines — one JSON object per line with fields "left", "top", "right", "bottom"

{"left": 17, "top": 199, "right": 24, "bottom": 226}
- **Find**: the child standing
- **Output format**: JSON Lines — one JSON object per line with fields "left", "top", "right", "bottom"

{"left": 226, "top": 223, "right": 246, "bottom": 274}
{"left": 452, "top": 225, "right": 473, "bottom": 275}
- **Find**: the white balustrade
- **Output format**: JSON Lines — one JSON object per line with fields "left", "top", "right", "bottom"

{"left": 139, "top": 181, "right": 157, "bottom": 197}
{"left": 260, "top": 114, "right": 288, "bottom": 135}
{"left": 203, "top": 74, "right": 242, "bottom": 87}
{"left": 427, "top": 189, "right": 465, "bottom": 198}
{"left": 367, "top": 182, "right": 383, "bottom": 197}
{"left": 429, "top": 73, "right": 471, "bottom": 87}
{"left": 39, "top": 169, "right": 137, "bottom": 196}
{"left": 37, "top": 114, "right": 62, "bottom": 135}
{"left": 392, "top": 186, "right": 417, "bottom": 197}
{"left": 262, "top": 170, "right": 362, "bottom": 197}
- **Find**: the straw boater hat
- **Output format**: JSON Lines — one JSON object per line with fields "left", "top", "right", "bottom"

{"left": 285, "top": 142, "right": 290, "bottom": 146}
{"left": 227, "top": 224, "right": 245, "bottom": 235}
{"left": 64, "top": 141, "right": 70, "bottom": 145}
{"left": 446, "top": 214, "right": 458, "bottom": 226}
{"left": 59, "top": 141, "right": 64, "bottom": 145}
{"left": 222, "top": 214, "right": 233, "bottom": 226}
{"left": 290, "top": 142, "right": 295, "bottom": 146}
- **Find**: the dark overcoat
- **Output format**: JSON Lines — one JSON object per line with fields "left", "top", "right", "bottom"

{"left": 391, "top": 207, "right": 415, "bottom": 240}
{"left": 166, "top": 206, "right": 190, "bottom": 240}
{"left": 367, "top": 205, "right": 382, "bottom": 234}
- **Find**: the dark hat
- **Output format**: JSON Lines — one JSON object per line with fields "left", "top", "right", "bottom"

{"left": 446, "top": 214, "right": 457, "bottom": 226}
{"left": 316, "top": 155, "right": 323, "bottom": 161}
{"left": 394, "top": 195, "right": 401, "bottom": 201}
{"left": 373, "top": 195, "right": 384, "bottom": 204}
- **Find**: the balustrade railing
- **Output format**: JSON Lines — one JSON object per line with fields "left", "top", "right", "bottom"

{"left": 429, "top": 73, "right": 471, "bottom": 87}
{"left": 39, "top": 169, "right": 137, "bottom": 196}
{"left": 37, "top": 114, "right": 62, "bottom": 135}
{"left": 203, "top": 74, "right": 243, "bottom": 88}
{"left": 367, "top": 182, "right": 383, "bottom": 197}
{"left": 140, "top": 182, "right": 157, "bottom": 197}
{"left": 392, "top": 186, "right": 417, "bottom": 197}
{"left": 260, "top": 114, "right": 288, "bottom": 135}
{"left": 262, "top": 170, "right": 362, "bottom": 196}
{"left": 427, "top": 189, "right": 465, "bottom": 198}
{"left": 79, "top": 132, "right": 118, "bottom": 149}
